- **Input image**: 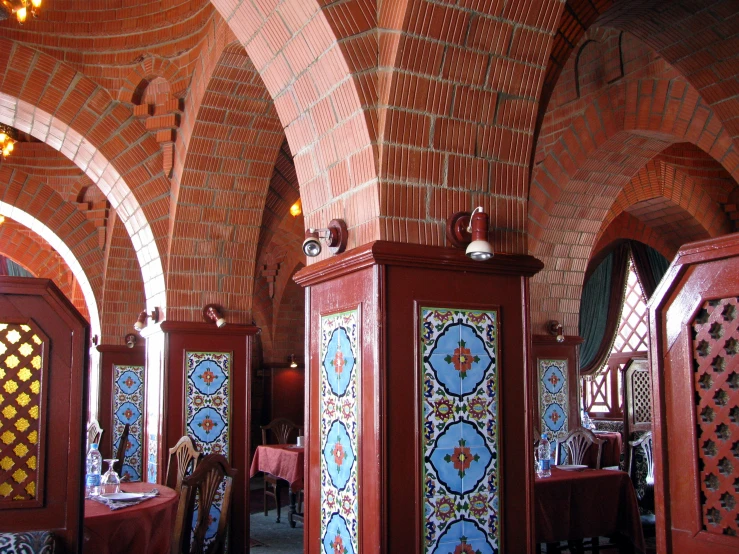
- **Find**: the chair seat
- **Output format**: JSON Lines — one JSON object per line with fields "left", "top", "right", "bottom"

{"left": 0, "top": 531, "right": 56, "bottom": 553}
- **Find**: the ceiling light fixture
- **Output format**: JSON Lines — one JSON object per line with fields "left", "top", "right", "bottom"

{"left": 302, "top": 219, "right": 348, "bottom": 257}
{"left": 0, "top": 0, "right": 42, "bottom": 24}
{"left": 203, "top": 304, "right": 227, "bottom": 328}
{"left": 547, "top": 320, "right": 565, "bottom": 343}
{"left": 446, "top": 206, "right": 494, "bottom": 261}
{"left": 0, "top": 124, "right": 16, "bottom": 158}
{"left": 289, "top": 354, "right": 298, "bottom": 368}
{"left": 289, "top": 200, "right": 302, "bottom": 217}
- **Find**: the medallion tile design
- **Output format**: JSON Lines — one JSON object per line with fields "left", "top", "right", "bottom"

{"left": 421, "top": 308, "right": 499, "bottom": 554}
{"left": 538, "top": 359, "right": 569, "bottom": 441}
{"left": 112, "top": 365, "right": 144, "bottom": 481}
{"left": 185, "top": 351, "right": 231, "bottom": 547}
{"left": 320, "top": 310, "right": 359, "bottom": 554}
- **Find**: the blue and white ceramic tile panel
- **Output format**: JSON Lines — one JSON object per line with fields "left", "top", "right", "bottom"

{"left": 320, "top": 309, "right": 360, "bottom": 554}
{"left": 185, "top": 351, "right": 231, "bottom": 549}
{"left": 538, "top": 359, "right": 568, "bottom": 442}
{"left": 112, "top": 364, "right": 145, "bottom": 482}
{"left": 421, "top": 307, "right": 499, "bottom": 554}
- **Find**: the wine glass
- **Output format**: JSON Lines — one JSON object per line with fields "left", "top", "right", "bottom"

{"left": 101, "top": 459, "right": 121, "bottom": 495}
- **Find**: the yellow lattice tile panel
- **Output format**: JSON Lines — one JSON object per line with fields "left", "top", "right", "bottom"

{"left": 0, "top": 323, "right": 45, "bottom": 503}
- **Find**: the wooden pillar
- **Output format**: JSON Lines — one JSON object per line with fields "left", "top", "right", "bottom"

{"left": 159, "top": 321, "right": 258, "bottom": 554}
{"left": 295, "top": 241, "right": 542, "bottom": 553}
{"left": 96, "top": 342, "right": 146, "bottom": 473}
{"left": 531, "top": 334, "right": 583, "bottom": 442}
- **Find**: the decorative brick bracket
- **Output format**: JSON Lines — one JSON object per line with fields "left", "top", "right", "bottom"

{"left": 261, "top": 250, "right": 286, "bottom": 298}
{"left": 133, "top": 97, "right": 183, "bottom": 178}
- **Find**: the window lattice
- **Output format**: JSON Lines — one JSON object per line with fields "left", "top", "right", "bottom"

{"left": 0, "top": 323, "right": 44, "bottom": 502}
{"left": 632, "top": 370, "right": 652, "bottom": 425}
{"left": 612, "top": 265, "right": 649, "bottom": 354}
{"left": 692, "top": 298, "right": 739, "bottom": 537}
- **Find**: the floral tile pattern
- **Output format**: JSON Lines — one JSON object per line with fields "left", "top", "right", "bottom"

{"left": 538, "top": 359, "right": 568, "bottom": 441}
{"left": 112, "top": 364, "right": 144, "bottom": 482}
{"left": 320, "top": 310, "right": 359, "bottom": 554}
{"left": 185, "top": 351, "right": 231, "bottom": 548}
{"left": 421, "top": 307, "right": 499, "bottom": 554}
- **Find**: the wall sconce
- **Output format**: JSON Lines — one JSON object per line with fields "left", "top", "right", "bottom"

{"left": 547, "top": 320, "right": 565, "bottom": 343}
{"left": 125, "top": 333, "right": 137, "bottom": 349}
{"left": 289, "top": 354, "right": 298, "bottom": 368}
{"left": 203, "top": 304, "right": 227, "bottom": 328}
{"left": 446, "top": 207, "right": 494, "bottom": 261}
{"left": 302, "top": 219, "right": 348, "bottom": 257}
{"left": 133, "top": 307, "right": 160, "bottom": 331}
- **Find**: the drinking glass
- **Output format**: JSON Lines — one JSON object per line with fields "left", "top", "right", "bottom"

{"left": 101, "top": 459, "right": 121, "bottom": 495}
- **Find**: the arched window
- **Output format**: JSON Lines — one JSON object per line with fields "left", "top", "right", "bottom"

{"left": 582, "top": 258, "right": 649, "bottom": 419}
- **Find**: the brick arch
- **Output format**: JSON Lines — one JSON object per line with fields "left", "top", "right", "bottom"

{"left": 374, "top": 0, "right": 565, "bottom": 253}
{"left": 168, "top": 42, "right": 285, "bottom": 323}
{"left": 599, "top": 159, "right": 731, "bottom": 245}
{"left": 529, "top": 72, "right": 738, "bottom": 333}
{"left": 0, "top": 39, "right": 169, "bottom": 311}
{"left": 270, "top": 271, "right": 305, "bottom": 366}
{"left": 210, "top": 0, "right": 376, "bottom": 243}
{"left": 0, "top": 219, "right": 89, "bottom": 319}
{"left": 539, "top": 1, "right": 739, "bottom": 160}
{"left": 0, "top": 166, "right": 101, "bottom": 338}
{"left": 101, "top": 215, "right": 147, "bottom": 345}
{"left": 591, "top": 212, "right": 679, "bottom": 265}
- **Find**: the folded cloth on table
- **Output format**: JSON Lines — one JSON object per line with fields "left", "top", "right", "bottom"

{"left": 90, "top": 488, "right": 160, "bottom": 510}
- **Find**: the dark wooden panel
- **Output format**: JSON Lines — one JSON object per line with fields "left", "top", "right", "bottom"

{"left": 651, "top": 235, "right": 739, "bottom": 554}
{"left": 160, "top": 321, "right": 256, "bottom": 554}
{"left": 0, "top": 277, "right": 89, "bottom": 554}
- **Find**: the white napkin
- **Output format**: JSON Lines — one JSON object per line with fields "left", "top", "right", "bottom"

{"left": 90, "top": 489, "right": 160, "bottom": 511}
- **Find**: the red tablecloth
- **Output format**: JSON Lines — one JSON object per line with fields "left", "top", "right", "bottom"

{"left": 249, "top": 444, "right": 304, "bottom": 492}
{"left": 583, "top": 431, "right": 622, "bottom": 468}
{"left": 83, "top": 482, "right": 178, "bottom": 554}
{"left": 535, "top": 467, "right": 645, "bottom": 552}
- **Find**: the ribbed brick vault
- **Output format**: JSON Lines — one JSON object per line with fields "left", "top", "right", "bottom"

{"left": 0, "top": 0, "right": 736, "bottom": 357}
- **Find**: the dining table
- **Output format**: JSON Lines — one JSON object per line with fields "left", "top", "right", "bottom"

{"left": 535, "top": 466, "right": 645, "bottom": 552}
{"left": 250, "top": 444, "right": 304, "bottom": 527}
{"left": 587, "top": 430, "right": 623, "bottom": 468}
{"left": 83, "top": 482, "right": 179, "bottom": 554}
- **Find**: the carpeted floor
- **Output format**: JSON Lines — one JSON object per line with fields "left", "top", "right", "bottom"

{"left": 249, "top": 508, "right": 303, "bottom": 552}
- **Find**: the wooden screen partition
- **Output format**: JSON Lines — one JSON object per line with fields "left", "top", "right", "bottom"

{"left": 531, "top": 334, "right": 583, "bottom": 444}
{"left": 160, "top": 321, "right": 257, "bottom": 554}
{"left": 97, "top": 343, "right": 146, "bottom": 478}
{"left": 295, "top": 241, "right": 543, "bottom": 553}
{"left": 0, "top": 277, "right": 89, "bottom": 553}
{"left": 650, "top": 234, "right": 739, "bottom": 553}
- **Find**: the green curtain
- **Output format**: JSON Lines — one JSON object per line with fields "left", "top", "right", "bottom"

{"left": 3, "top": 257, "right": 32, "bottom": 277}
{"left": 579, "top": 252, "right": 614, "bottom": 369}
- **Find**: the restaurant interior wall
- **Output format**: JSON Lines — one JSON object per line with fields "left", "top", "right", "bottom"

{"left": 0, "top": 0, "right": 738, "bottom": 551}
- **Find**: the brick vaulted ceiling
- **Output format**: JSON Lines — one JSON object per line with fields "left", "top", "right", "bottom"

{"left": 0, "top": 0, "right": 736, "bottom": 343}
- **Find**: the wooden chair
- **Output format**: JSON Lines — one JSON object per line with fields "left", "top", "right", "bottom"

{"left": 87, "top": 419, "right": 103, "bottom": 453}
{"left": 171, "top": 454, "right": 236, "bottom": 554}
{"left": 166, "top": 436, "right": 202, "bottom": 492}
{"left": 629, "top": 431, "right": 655, "bottom": 534}
{"left": 113, "top": 423, "right": 130, "bottom": 479}
{"left": 260, "top": 418, "right": 301, "bottom": 522}
{"left": 560, "top": 427, "right": 605, "bottom": 469}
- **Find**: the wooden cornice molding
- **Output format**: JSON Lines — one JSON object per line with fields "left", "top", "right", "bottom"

{"left": 294, "top": 241, "right": 544, "bottom": 287}
{"left": 159, "top": 321, "right": 260, "bottom": 336}
{"left": 96, "top": 344, "right": 146, "bottom": 354}
{"left": 531, "top": 334, "right": 584, "bottom": 346}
